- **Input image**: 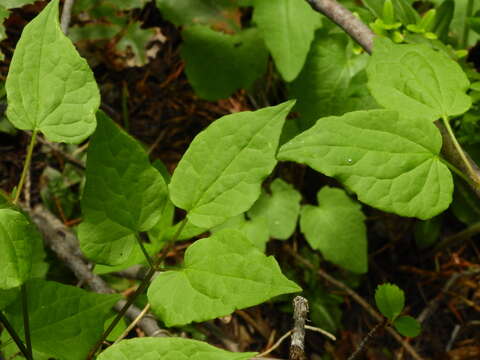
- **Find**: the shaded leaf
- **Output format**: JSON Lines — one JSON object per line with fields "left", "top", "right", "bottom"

{"left": 300, "top": 187, "right": 367, "bottom": 273}
{"left": 169, "top": 101, "right": 294, "bottom": 229}
{"left": 0, "top": 209, "right": 37, "bottom": 289}
{"left": 181, "top": 25, "right": 268, "bottom": 100}
{"left": 393, "top": 315, "right": 421, "bottom": 337}
{"left": 79, "top": 112, "right": 168, "bottom": 264}
{"left": 6, "top": 0, "right": 100, "bottom": 143}
{"left": 155, "top": 0, "right": 238, "bottom": 28}
{"left": 252, "top": 0, "right": 321, "bottom": 81}
{"left": 98, "top": 337, "right": 256, "bottom": 360}
{"left": 116, "top": 22, "right": 156, "bottom": 67}
{"left": 278, "top": 109, "right": 453, "bottom": 220}
{"left": 367, "top": 38, "right": 471, "bottom": 122}
{"left": 248, "top": 178, "right": 301, "bottom": 240}
{"left": 290, "top": 31, "right": 376, "bottom": 130}
{"left": 212, "top": 213, "right": 270, "bottom": 251}
{"left": 375, "top": 283, "right": 404, "bottom": 320}
{"left": 5, "top": 280, "right": 120, "bottom": 360}
{"left": 148, "top": 229, "right": 301, "bottom": 326}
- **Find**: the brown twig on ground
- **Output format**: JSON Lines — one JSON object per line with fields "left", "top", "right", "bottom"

{"left": 347, "top": 320, "right": 387, "bottom": 360}
{"left": 289, "top": 296, "right": 308, "bottom": 360}
{"left": 304, "top": 0, "right": 480, "bottom": 198}
{"left": 60, "top": 0, "right": 75, "bottom": 34}
{"left": 289, "top": 249, "right": 424, "bottom": 360}
{"left": 28, "top": 205, "right": 165, "bottom": 338}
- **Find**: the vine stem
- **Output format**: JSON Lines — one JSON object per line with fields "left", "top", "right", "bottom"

{"left": 10, "top": 131, "right": 38, "bottom": 359}
{"left": 0, "top": 311, "right": 32, "bottom": 360}
{"left": 14, "top": 130, "right": 37, "bottom": 205}
{"left": 442, "top": 116, "right": 479, "bottom": 185}
{"left": 86, "top": 219, "right": 187, "bottom": 359}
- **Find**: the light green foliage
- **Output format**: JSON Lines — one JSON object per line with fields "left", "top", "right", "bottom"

{"left": 0, "top": 6, "right": 9, "bottom": 61}
{"left": 375, "top": 283, "right": 404, "bottom": 320}
{"left": 155, "top": 0, "right": 237, "bottom": 27}
{"left": 300, "top": 187, "right": 367, "bottom": 273}
{"left": 212, "top": 214, "right": 269, "bottom": 251}
{"left": 0, "top": 209, "right": 37, "bottom": 289}
{"left": 290, "top": 32, "right": 376, "bottom": 130}
{"left": 98, "top": 337, "right": 256, "bottom": 360}
{"left": 362, "top": 0, "right": 419, "bottom": 24}
{"left": 148, "top": 229, "right": 301, "bottom": 326}
{"left": 169, "top": 101, "right": 294, "bottom": 229}
{"left": 74, "top": 0, "right": 148, "bottom": 13}
{"left": 367, "top": 38, "right": 471, "bottom": 122}
{"left": 4, "top": 280, "right": 120, "bottom": 360}
{"left": 248, "top": 178, "right": 301, "bottom": 240}
{"left": 278, "top": 110, "right": 453, "bottom": 220}
{"left": 79, "top": 112, "right": 168, "bottom": 264}
{"left": 5, "top": 0, "right": 100, "bottom": 143}
{"left": 451, "top": 0, "right": 480, "bottom": 47}
{"left": 252, "top": 0, "right": 321, "bottom": 81}
{"left": 393, "top": 315, "right": 421, "bottom": 337}
{"left": 181, "top": 25, "right": 268, "bottom": 100}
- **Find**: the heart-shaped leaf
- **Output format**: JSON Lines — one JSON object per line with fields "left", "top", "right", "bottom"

{"left": 148, "top": 229, "right": 300, "bottom": 326}
{"left": 6, "top": 0, "right": 100, "bottom": 143}
{"left": 278, "top": 109, "right": 453, "bottom": 219}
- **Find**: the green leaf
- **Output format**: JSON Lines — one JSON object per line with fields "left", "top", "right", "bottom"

{"left": 0, "top": 288, "right": 18, "bottom": 310}
{"left": 451, "top": 181, "right": 480, "bottom": 225}
{"left": 310, "top": 289, "right": 343, "bottom": 333}
{"left": 278, "top": 109, "right": 453, "bottom": 220}
{"left": 2, "top": 0, "right": 36, "bottom": 8}
{"left": 155, "top": 0, "right": 238, "bottom": 28}
{"left": 0, "top": 209, "right": 38, "bottom": 289}
{"left": 451, "top": 0, "right": 480, "bottom": 47}
{"left": 148, "top": 229, "right": 301, "bottom": 326}
{"left": 300, "top": 187, "right": 367, "bottom": 273}
{"left": 248, "top": 178, "right": 301, "bottom": 240}
{"left": 432, "top": 0, "right": 454, "bottom": 41}
{"left": 116, "top": 22, "right": 156, "bottom": 67}
{"left": 414, "top": 216, "right": 441, "bottom": 249}
{"left": 79, "top": 112, "right": 168, "bottom": 264}
{"left": 367, "top": 38, "right": 471, "bottom": 122}
{"left": 290, "top": 31, "right": 376, "bottom": 130}
{"left": 393, "top": 315, "right": 421, "bottom": 337}
{"left": 181, "top": 25, "right": 268, "bottom": 100}
{"left": 252, "top": 0, "right": 320, "bottom": 81}
{"left": 98, "top": 337, "right": 256, "bottom": 360}
{"left": 375, "top": 283, "right": 404, "bottom": 320}
{"left": 169, "top": 101, "right": 294, "bottom": 229}
{"left": 4, "top": 279, "right": 121, "bottom": 360}
{"left": 0, "top": 6, "right": 9, "bottom": 61}
{"left": 212, "top": 213, "right": 270, "bottom": 251}
{"left": 363, "top": 0, "right": 419, "bottom": 24}
{"left": 5, "top": 0, "right": 100, "bottom": 143}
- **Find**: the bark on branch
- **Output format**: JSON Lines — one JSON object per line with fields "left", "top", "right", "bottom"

{"left": 29, "top": 205, "right": 166, "bottom": 338}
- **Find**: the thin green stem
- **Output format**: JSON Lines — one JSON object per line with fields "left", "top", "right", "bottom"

{"left": 20, "top": 284, "right": 32, "bottom": 359}
{"left": 441, "top": 158, "right": 472, "bottom": 184}
{"left": 0, "top": 310, "right": 32, "bottom": 360}
{"left": 13, "top": 130, "right": 38, "bottom": 205}
{"left": 86, "top": 218, "right": 187, "bottom": 359}
{"left": 442, "top": 116, "right": 478, "bottom": 185}
{"left": 135, "top": 233, "right": 154, "bottom": 269}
